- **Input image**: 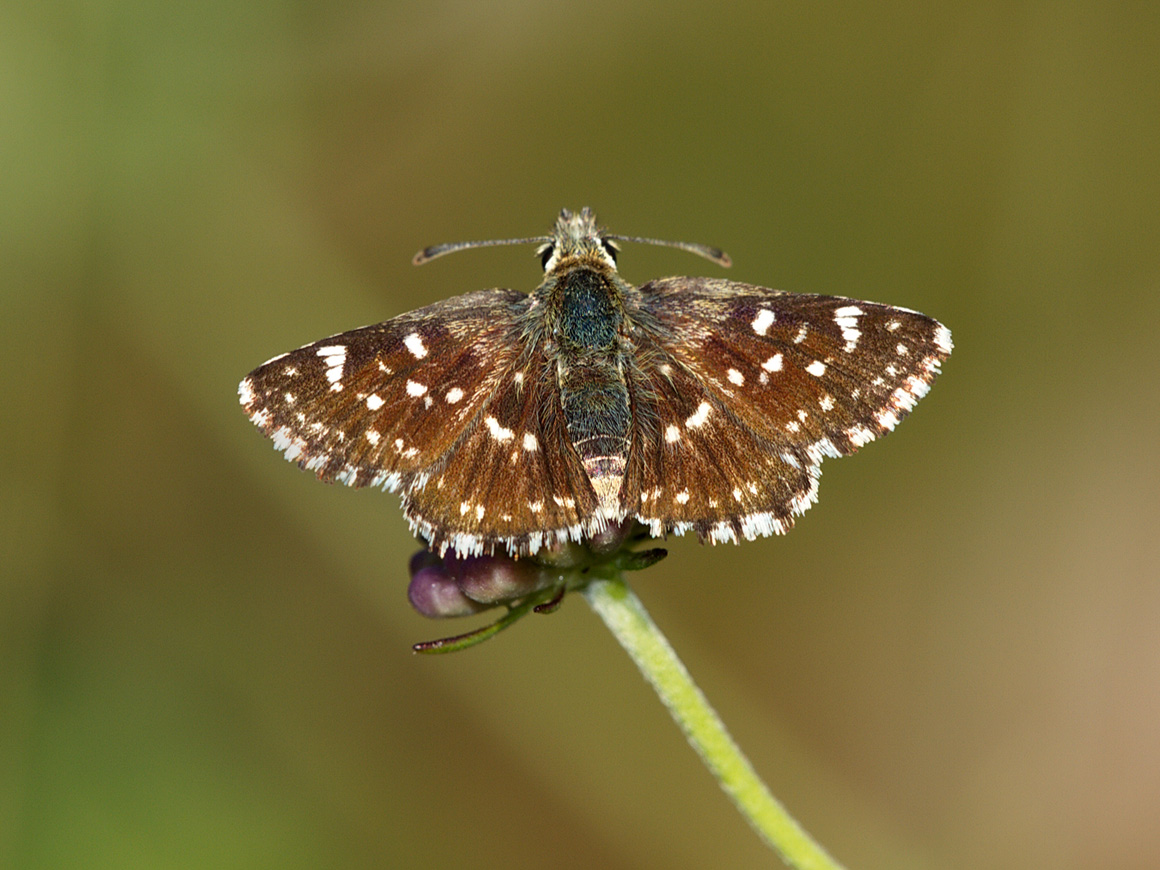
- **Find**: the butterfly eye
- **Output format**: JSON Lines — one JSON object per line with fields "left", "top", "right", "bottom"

{"left": 538, "top": 243, "right": 556, "bottom": 270}
{"left": 600, "top": 239, "right": 619, "bottom": 264}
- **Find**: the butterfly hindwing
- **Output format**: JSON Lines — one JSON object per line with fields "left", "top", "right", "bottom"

{"left": 622, "top": 349, "right": 818, "bottom": 543}
{"left": 402, "top": 347, "right": 599, "bottom": 556}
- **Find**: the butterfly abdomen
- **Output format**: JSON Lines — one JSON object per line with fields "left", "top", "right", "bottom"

{"left": 555, "top": 358, "right": 629, "bottom": 510}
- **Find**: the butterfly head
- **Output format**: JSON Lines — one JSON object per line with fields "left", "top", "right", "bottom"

{"left": 538, "top": 207, "right": 620, "bottom": 275}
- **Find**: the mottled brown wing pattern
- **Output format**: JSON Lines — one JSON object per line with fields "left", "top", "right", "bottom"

{"left": 239, "top": 289, "right": 525, "bottom": 492}
{"left": 624, "top": 277, "right": 952, "bottom": 541}
{"left": 622, "top": 351, "right": 820, "bottom": 543}
{"left": 403, "top": 347, "right": 599, "bottom": 557}
{"left": 240, "top": 289, "right": 604, "bottom": 557}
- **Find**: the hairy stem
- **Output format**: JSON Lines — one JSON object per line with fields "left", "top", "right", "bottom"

{"left": 582, "top": 576, "right": 845, "bottom": 870}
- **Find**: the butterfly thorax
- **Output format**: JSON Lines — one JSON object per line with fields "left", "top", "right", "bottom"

{"left": 533, "top": 254, "right": 635, "bottom": 515}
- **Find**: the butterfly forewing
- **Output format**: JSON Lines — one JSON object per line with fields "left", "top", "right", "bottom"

{"left": 239, "top": 289, "right": 526, "bottom": 490}
{"left": 638, "top": 277, "right": 951, "bottom": 458}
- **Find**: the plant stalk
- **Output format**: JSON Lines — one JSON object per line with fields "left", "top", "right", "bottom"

{"left": 582, "top": 576, "right": 845, "bottom": 870}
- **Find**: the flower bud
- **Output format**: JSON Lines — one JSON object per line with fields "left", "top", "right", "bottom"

{"left": 455, "top": 555, "right": 550, "bottom": 604}
{"left": 408, "top": 553, "right": 490, "bottom": 618}
{"left": 585, "top": 519, "right": 638, "bottom": 556}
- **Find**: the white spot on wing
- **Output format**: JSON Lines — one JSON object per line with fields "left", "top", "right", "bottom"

{"left": 522, "top": 432, "right": 539, "bottom": 451}
{"left": 752, "top": 309, "right": 775, "bottom": 335}
{"left": 366, "top": 393, "right": 385, "bottom": 410}
{"left": 238, "top": 378, "right": 254, "bottom": 406}
{"left": 316, "top": 345, "right": 346, "bottom": 385}
{"left": 366, "top": 429, "right": 380, "bottom": 445}
{"left": 806, "top": 360, "right": 827, "bottom": 377}
{"left": 708, "top": 520, "right": 738, "bottom": 544}
{"left": 664, "top": 425, "right": 681, "bottom": 443}
{"left": 762, "top": 354, "right": 783, "bottom": 372}
{"left": 876, "top": 409, "right": 900, "bottom": 430}
{"left": 805, "top": 437, "right": 840, "bottom": 465}
{"left": 686, "top": 402, "right": 712, "bottom": 429}
{"left": 445, "top": 387, "right": 464, "bottom": 404}
{"left": 404, "top": 332, "right": 428, "bottom": 359}
{"left": 406, "top": 380, "right": 427, "bottom": 397}
{"left": 833, "top": 305, "right": 862, "bottom": 351}
{"left": 485, "top": 416, "right": 514, "bottom": 442}
{"left": 727, "top": 368, "right": 744, "bottom": 385}
{"left": 934, "top": 325, "right": 953, "bottom": 353}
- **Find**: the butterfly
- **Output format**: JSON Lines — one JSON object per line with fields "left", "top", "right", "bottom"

{"left": 239, "top": 207, "right": 951, "bottom": 558}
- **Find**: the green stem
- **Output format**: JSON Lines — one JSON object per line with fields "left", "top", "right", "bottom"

{"left": 582, "top": 576, "right": 845, "bottom": 870}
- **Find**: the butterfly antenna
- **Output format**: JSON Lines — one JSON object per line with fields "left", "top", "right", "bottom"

{"left": 607, "top": 235, "right": 732, "bottom": 268}
{"left": 413, "top": 236, "right": 551, "bottom": 266}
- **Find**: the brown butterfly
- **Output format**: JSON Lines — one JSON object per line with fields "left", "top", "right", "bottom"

{"left": 239, "top": 208, "right": 951, "bottom": 557}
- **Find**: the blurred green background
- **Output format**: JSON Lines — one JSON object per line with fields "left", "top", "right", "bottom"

{"left": 4, "top": 2, "right": 1159, "bottom": 868}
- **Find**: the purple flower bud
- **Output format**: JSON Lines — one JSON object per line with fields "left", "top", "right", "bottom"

{"left": 585, "top": 519, "right": 637, "bottom": 556}
{"left": 406, "top": 519, "right": 656, "bottom": 628}
{"left": 408, "top": 556, "right": 490, "bottom": 618}
{"left": 455, "top": 555, "right": 550, "bottom": 604}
